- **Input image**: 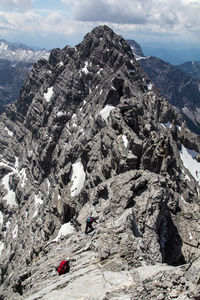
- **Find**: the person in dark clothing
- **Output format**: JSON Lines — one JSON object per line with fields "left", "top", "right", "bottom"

{"left": 85, "top": 216, "right": 97, "bottom": 234}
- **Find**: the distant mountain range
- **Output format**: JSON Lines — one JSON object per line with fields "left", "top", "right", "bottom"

{"left": 0, "top": 39, "right": 49, "bottom": 63}
{"left": 141, "top": 45, "right": 200, "bottom": 65}
{"left": 0, "top": 39, "right": 50, "bottom": 113}
{"left": 177, "top": 61, "right": 200, "bottom": 82}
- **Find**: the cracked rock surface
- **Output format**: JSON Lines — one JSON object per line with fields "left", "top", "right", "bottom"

{"left": 0, "top": 25, "right": 199, "bottom": 299}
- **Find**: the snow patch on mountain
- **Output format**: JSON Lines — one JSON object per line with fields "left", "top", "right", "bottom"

{"left": 0, "top": 242, "right": 4, "bottom": 255}
{"left": 100, "top": 104, "right": 115, "bottom": 121}
{"left": 44, "top": 87, "right": 53, "bottom": 103}
{"left": 122, "top": 135, "right": 129, "bottom": 148}
{"left": 81, "top": 61, "right": 90, "bottom": 74}
{"left": 70, "top": 161, "right": 86, "bottom": 197}
{"left": 53, "top": 223, "right": 75, "bottom": 242}
{"left": 162, "top": 121, "right": 172, "bottom": 128}
{"left": 180, "top": 144, "right": 200, "bottom": 183}
{"left": 189, "top": 232, "right": 193, "bottom": 240}
{"left": 47, "top": 179, "right": 51, "bottom": 193}
{"left": 0, "top": 211, "right": 3, "bottom": 227}
{"left": 0, "top": 157, "right": 27, "bottom": 190}
{"left": 4, "top": 126, "right": 13, "bottom": 137}
{"left": 2, "top": 174, "right": 17, "bottom": 207}
{"left": 33, "top": 193, "right": 43, "bottom": 218}
{"left": 56, "top": 111, "right": 64, "bottom": 117}
{"left": 58, "top": 61, "right": 64, "bottom": 67}
{"left": 136, "top": 56, "right": 149, "bottom": 61}
{"left": 147, "top": 82, "right": 153, "bottom": 91}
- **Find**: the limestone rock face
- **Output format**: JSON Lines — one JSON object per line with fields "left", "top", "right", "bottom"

{"left": 138, "top": 55, "right": 200, "bottom": 135}
{"left": 0, "top": 25, "right": 199, "bottom": 300}
{"left": 126, "top": 39, "right": 144, "bottom": 59}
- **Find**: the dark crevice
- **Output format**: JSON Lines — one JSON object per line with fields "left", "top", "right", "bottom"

{"left": 125, "top": 197, "right": 136, "bottom": 209}
{"left": 157, "top": 212, "right": 186, "bottom": 266}
{"left": 96, "top": 186, "right": 109, "bottom": 201}
{"left": 13, "top": 281, "right": 23, "bottom": 295}
{"left": 63, "top": 204, "right": 76, "bottom": 223}
{"left": 128, "top": 213, "right": 142, "bottom": 237}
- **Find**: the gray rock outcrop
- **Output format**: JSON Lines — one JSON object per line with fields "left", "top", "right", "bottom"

{"left": 138, "top": 55, "right": 200, "bottom": 135}
{"left": 0, "top": 25, "right": 199, "bottom": 299}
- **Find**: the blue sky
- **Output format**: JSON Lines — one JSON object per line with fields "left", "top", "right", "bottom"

{"left": 0, "top": 0, "right": 200, "bottom": 51}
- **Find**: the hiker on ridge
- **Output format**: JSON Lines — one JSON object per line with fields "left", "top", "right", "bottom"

{"left": 56, "top": 257, "right": 70, "bottom": 275}
{"left": 85, "top": 216, "right": 97, "bottom": 234}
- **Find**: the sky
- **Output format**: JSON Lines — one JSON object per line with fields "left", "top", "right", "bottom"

{"left": 0, "top": 0, "right": 199, "bottom": 51}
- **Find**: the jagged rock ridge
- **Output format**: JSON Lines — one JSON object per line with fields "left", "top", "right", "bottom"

{"left": 139, "top": 56, "right": 200, "bottom": 135}
{"left": 0, "top": 25, "right": 199, "bottom": 299}
{"left": 127, "top": 42, "right": 200, "bottom": 135}
{"left": 126, "top": 39, "right": 145, "bottom": 59}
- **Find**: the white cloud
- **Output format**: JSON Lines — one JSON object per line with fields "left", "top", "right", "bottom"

{"left": 61, "top": 0, "right": 200, "bottom": 43}
{"left": 0, "top": 0, "right": 34, "bottom": 10}
{"left": 0, "top": 0, "right": 199, "bottom": 48}
{"left": 65, "top": 0, "right": 146, "bottom": 24}
{"left": 0, "top": 10, "right": 76, "bottom": 37}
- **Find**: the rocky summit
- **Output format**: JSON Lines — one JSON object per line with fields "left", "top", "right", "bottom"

{"left": 0, "top": 25, "right": 200, "bottom": 300}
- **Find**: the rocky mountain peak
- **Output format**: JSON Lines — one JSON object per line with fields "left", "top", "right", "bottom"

{"left": 0, "top": 26, "right": 200, "bottom": 299}
{"left": 82, "top": 24, "right": 123, "bottom": 48}
{"left": 73, "top": 25, "right": 133, "bottom": 70}
{"left": 126, "top": 39, "right": 145, "bottom": 58}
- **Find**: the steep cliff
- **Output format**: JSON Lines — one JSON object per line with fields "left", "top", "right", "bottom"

{"left": 138, "top": 56, "right": 200, "bottom": 135}
{"left": 0, "top": 26, "right": 199, "bottom": 300}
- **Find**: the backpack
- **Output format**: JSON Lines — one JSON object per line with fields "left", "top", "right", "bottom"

{"left": 57, "top": 260, "right": 68, "bottom": 275}
{"left": 86, "top": 217, "right": 93, "bottom": 223}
